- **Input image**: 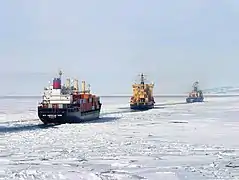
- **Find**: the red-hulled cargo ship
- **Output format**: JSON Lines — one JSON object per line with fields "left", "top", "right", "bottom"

{"left": 37, "top": 70, "right": 102, "bottom": 124}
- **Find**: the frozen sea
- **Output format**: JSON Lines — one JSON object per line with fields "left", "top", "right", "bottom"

{"left": 0, "top": 96, "right": 239, "bottom": 180}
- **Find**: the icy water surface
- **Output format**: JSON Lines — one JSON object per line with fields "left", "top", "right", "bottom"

{"left": 0, "top": 96, "right": 239, "bottom": 179}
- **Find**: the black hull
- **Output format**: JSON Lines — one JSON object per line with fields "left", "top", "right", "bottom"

{"left": 186, "top": 97, "right": 204, "bottom": 103}
{"left": 38, "top": 107, "right": 101, "bottom": 124}
{"left": 130, "top": 103, "right": 154, "bottom": 111}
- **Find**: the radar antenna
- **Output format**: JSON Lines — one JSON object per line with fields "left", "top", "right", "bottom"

{"left": 193, "top": 81, "right": 199, "bottom": 91}
{"left": 58, "top": 70, "right": 63, "bottom": 79}
{"left": 140, "top": 73, "right": 146, "bottom": 85}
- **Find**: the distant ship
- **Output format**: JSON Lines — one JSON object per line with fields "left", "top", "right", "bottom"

{"left": 186, "top": 81, "right": 204, "bottom": 103}
{"left": 37, "top": 70, "right": 102, "bottom": 124}
{"left": 130, "top": 73, "right": 155, "bottom": 110}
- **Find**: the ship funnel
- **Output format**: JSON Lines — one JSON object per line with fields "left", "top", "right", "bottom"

{"left": 73, "top": 79, "right": 79, "bottom": 91}
{"left": 53, "top": 78, "right": 61, "bottom": 89}
{"left": 82, "top": 81, "right": 86, "bottom": 93}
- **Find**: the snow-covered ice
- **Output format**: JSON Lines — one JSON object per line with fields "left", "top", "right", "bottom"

{"left": 0, "top": 96, "right": 239, "bottom": 179}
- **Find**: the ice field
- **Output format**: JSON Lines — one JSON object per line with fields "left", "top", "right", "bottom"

{"left": 0, "top": 96, "right": 239, "bottom": 179}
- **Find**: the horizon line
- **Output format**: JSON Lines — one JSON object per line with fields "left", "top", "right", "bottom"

{"left": 0, "top": 94, "right": 239, "bottom": 99}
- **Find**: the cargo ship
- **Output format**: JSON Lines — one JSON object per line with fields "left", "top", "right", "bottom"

{"left": 130, "top": 73, "right": 155, "bottom": 110}
{"left": 186, "top": 81, "right": 204, "bottom": 103}
{"left": 37, "top": 70, "right": 102, "bottom": 124}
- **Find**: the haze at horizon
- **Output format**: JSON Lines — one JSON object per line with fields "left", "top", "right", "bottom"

{"left": 0, "top": 0, "right": 239, "bottom": 95}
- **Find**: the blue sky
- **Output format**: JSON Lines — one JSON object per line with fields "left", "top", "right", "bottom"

{"left": 0, "top": 0, "right": 239, "bottom": 95}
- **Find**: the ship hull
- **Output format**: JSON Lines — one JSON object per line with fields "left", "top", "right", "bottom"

{"left": 130, "top": 103, "right": 154, "bottom": 110}
{"left": 38, "top": 107, "right": 101, "bottom": 124}
{"left": 186, "top": 97, "right": 204, "bottom": 103}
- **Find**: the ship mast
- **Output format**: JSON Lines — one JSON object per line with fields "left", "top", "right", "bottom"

{"left": 59, "top": 70, "right": 62, "bottom": 78}
{"left": 140, "top": 73, "right": 145, "bottom": 85}
{"left": 193, "top": 81, "right": 199, "bottom": 91}
{"left": 87, "top": 84, "right": 91, "bottom": 93}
